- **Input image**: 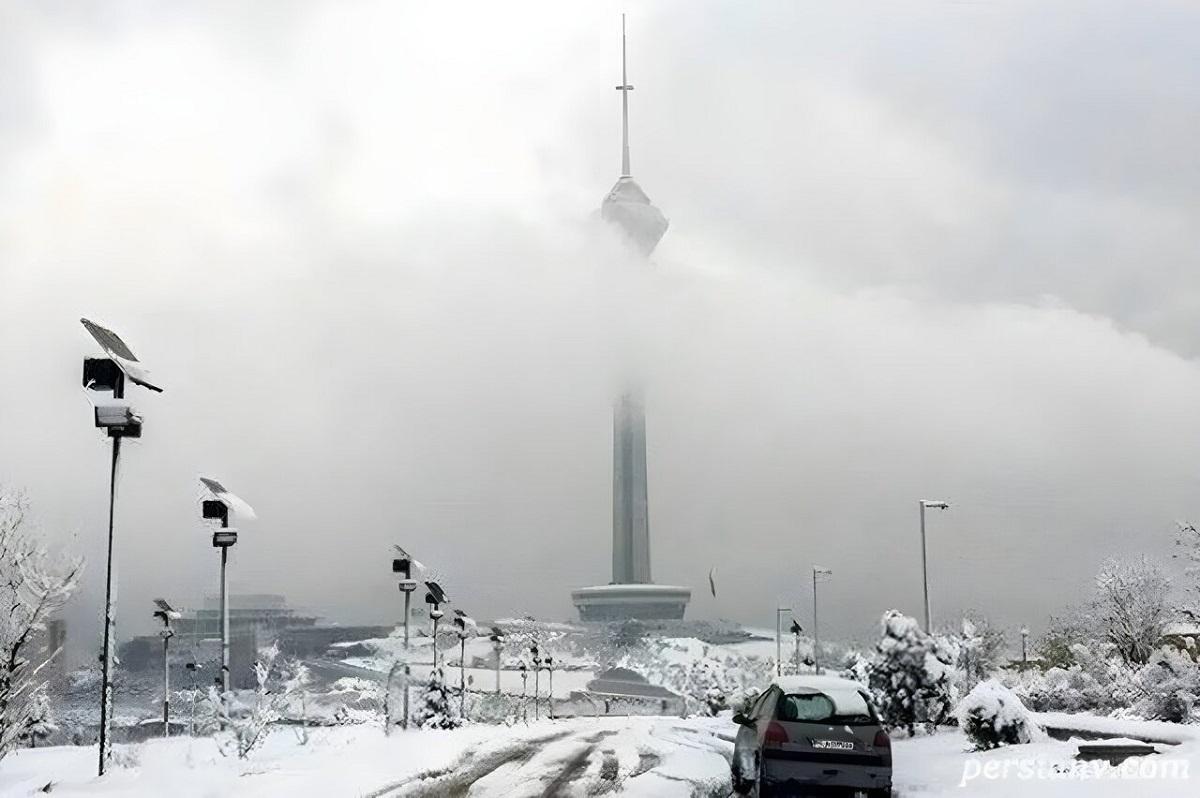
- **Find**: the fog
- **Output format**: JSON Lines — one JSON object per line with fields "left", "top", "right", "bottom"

{"left": 2, "top": 1, "right": 1200, "bottom": 659}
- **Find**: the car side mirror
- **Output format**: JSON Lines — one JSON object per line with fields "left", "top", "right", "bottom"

{"left": 732, "top": 712, "right": 751, "bottom": 727}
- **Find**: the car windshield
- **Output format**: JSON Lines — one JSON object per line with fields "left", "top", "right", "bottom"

{"left": 776, "top": 689, "right": 876, "bottom": 725}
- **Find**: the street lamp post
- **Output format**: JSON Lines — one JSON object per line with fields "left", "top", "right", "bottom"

{"left": 201, "top": 478, "right": 255, "bottom": 696}
{"left": 775, "top": 607, "right": 792, "bottom": 676}
{"left": 530, "top": 644, "right": 541, "bottom": 720}
{"left": 424, "top": 581, "right": 448, "bottom": 671}
{"left": 789, "top": 620, "right": 803, "bottom": 669}
{"left": 489, "top": 627, "right": 505, "bottom": 695}
{"left": 919, "top": 500, "right": 950, "bottom": 633}
{"left": 544, "top": 656, "right": 554, "bottom": 720}
{"left": 80, "top": 318, "right": 162, "bottom": 776}
{"left": 452, "top": 610, "right": 475, "bottom": 720}
{"left": 1021, "top": 626, "right": 1030, "bottom": 665}
{"left": 812, "top": 568, "right": 832, "bottom": 675}
{"left": 519, "top": 662, "right": 529, "bottom": 723}
{"left": 185, "top": 662, "right": 197, "bottom": 736}
{"left": 152, "top": 600, "right": 180, "bottom": 737}
{"left": 391, "top": 549, "right": 420, "bottom": 731}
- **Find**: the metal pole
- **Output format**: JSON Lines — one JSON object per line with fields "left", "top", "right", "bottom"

{"left": 533, "top": 662, "right": 540, "bottom": 720}
{"left": 220, "top": 546, "right": 230, "bottom": 694}
{"left": 402, "top": 590, "right": 411, "bottom": 730}
{"left": 920, "top": 501, "right": 931, "bottom": 633}
{"left": 494, "top": 643, "right": 502, "bottom": 695}
{"left": 547, "top": 665, "right": 554, "bottom": 719}
{"left": 813, "top": 571, "right": 821, "bottom": 675}
{"left": 459, "top": 637, "right": 466, "bottom": 720}
{"left": 1021, "top": 627, "right": 1029, "bottom": 665}
{"left": 97, "top": 433, "right": 121, "bottom": 776}
{"left": 162, "top": 634, "right": 170, "bottom": 737}
{"left": 431, "top": 614, "right": 440, "bottom": 670}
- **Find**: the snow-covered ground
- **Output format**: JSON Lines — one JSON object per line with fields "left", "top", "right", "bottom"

{"left": 3, "top": 714, "right": 1198, "bottom": 796}
{"left": 0, "top": 717, "right": 732, "bottom": 797}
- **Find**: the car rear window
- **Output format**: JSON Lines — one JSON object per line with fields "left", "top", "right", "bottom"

{"left": 776, "top": 689, "right": 876, "bottom": 725}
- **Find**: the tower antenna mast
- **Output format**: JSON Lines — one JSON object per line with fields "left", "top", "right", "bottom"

{"left": 617, "top": 13, "right": 633, "bottom": 177}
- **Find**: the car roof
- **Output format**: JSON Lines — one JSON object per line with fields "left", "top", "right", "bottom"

{"left": 770, "top": 674, "right": 868, "bottom": 694}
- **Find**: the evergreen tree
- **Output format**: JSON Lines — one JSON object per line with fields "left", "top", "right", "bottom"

{"left": 867, "top": 610, "right": 954, "bottom": 735}
{"left": 414, "top": 667, "right": 461, "bottom": 729}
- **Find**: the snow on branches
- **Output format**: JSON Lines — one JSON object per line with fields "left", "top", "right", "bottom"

{"left": 0, "top": 489, "right": 81, "bottom": 760}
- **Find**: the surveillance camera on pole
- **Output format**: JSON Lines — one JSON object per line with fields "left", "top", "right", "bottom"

{"left": 80, "top": 318, "right": 163, "bottom": 777}
{"left": 200, "top": 478, "right": 255, "bottom": 696}
{"left": 811, "top": 567, "right": 833, "bottom": 674}
{"left": 390, "top": 546, "right": 422, "bottom": 731}
{"left": 424, "top": 581, "right": 449, "bottom": 670}
{"left": 152, "top": 599, "right": 181, "bottom": 738}
{"left": 918, "top": 499, "right": 951, "bottom": 632}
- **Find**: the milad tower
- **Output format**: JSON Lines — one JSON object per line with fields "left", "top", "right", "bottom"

{"left": 573, "top": 17, "right": 691, "bottom": 622}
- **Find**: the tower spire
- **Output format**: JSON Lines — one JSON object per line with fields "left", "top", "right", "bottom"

{"left": 617, "top": 13, "right": 633, "bottom": 177}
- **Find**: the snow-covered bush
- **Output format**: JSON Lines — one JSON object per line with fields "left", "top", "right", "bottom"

{"left": 1090, "top": 557, "right": 1172, "bottom": 667}
{"left": 956, "top": 680, "right": 1043, "bottom": 750}
{"left": 20, "top": 685, "right": 57, "bottom": 748}
{"left": 0, "top": 489, "right": 81, "bottom": 760}
{"left": 209, "top": 643, "right": 309, "bottom": 758}
{"left": 868, "top": 610, "right": 955, "bottom": 735}
{"left": 413, "top": 667, "right": 461, "bottom": 729}
{"left": 954, "top": 615, "right": 1006, "bottom": 693}
{"left": 1125, "top": 648, "right": 1200, "bottom": 722}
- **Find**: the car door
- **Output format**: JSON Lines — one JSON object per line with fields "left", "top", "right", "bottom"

{"left": 732, "top": 689, "right": 775, "bottom": 784}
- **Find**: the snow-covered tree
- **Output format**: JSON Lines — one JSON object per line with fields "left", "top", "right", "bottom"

{"left": 20, "top": 684, "right": 57, "bottom": 748}
{"left": 413, "top": 666, "right": 461, "bottom": 729}
{"left": 956, "top": 680, "right": 1042, "bottom": 750}
{"left": 955, "top": 614, "right": 1007, "bottom": 693}
{"left": 0, "top": 489, "right": 81, "bottom": 760}
{"left": 1088, "top": 557, "right": 1172, "bottom": 667}
{"left": 867, "top": 610, "right": 955, "bottom": 735}
{"left": 209, "top": 643, "right": 308, "bottom": 758}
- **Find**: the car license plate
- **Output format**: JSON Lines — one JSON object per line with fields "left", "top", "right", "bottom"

{"left": 811, "top": 739, "right": 855, "bottom": 750}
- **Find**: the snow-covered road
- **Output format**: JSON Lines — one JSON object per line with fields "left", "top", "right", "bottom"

{"left": 368, "top": 717, "right": 733, "bottom": 797}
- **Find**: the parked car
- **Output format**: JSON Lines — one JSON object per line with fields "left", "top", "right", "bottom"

{"left": 731, "top": 674, "right": 891, "bottom": 797}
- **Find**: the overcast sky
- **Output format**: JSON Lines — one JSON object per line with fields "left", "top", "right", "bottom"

{"left": 3, "top": 0, "right": 1200, "bottom": 657}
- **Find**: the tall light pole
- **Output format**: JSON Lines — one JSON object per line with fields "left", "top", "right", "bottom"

{"left": 812, "top": 567, "right": 832, "bottom": 675}
{"left": 201, "top": 478, "right": 255, "bottom": 696}
{"left": 391, "top": 548, "right": 421, "bottom": 731}
{"left": 424, "top": 581, "right": 448, "bottom": 672}
{"left": 919, "top": 500, "right": 950, "bottom": 633}
{"left": 775, "top": 607, "right": 792, "bottom": 676}
{"left": 80, "top": 318, "right": 162, "bottom": 776}
{"left": 544, "top": 656, "right": 555, "bottom": 719}
{"left": 152, "top": 600, "right": 180, "bottom": 738}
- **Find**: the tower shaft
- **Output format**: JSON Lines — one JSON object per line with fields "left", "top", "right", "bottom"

{"left": 612, "top": 391, "right": 651, "bottom": 584}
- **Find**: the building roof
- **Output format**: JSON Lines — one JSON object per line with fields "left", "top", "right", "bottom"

{"left": 586, "top": 666, "right": 681, "bottom": 700}
{"left": 771, "top": 674, "right": 869, "bottom": 694}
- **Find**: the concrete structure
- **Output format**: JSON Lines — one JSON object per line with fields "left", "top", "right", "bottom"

{"left": 573, "top": 17, "right": 690, "bottom": 622}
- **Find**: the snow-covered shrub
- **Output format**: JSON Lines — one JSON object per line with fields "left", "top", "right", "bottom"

{"left": 1126, "top": 648, "right": 1200, "bottom": 722}
{"left": 956, "top": 680, "right": 1043, "bottom": 750}
{"left": 20, "top": 685, "right": 57, "bottom": 748}
{"left": 0, "top": 489, "right": 81, "bottom": 761}
{"left": 954, "top": 615, "right": 1006, "bottom": 693}
{"left": 1090, "top": 557, "right": 1172, "bottom": 667}
{"left": 413, "top": 667, "right": 461, "bottom": 729}
{"left": 210, "top": 643, "right": 309, "bottom": 758}
{"left": 868, "top": 610, "right": 955, "bottom": 735}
